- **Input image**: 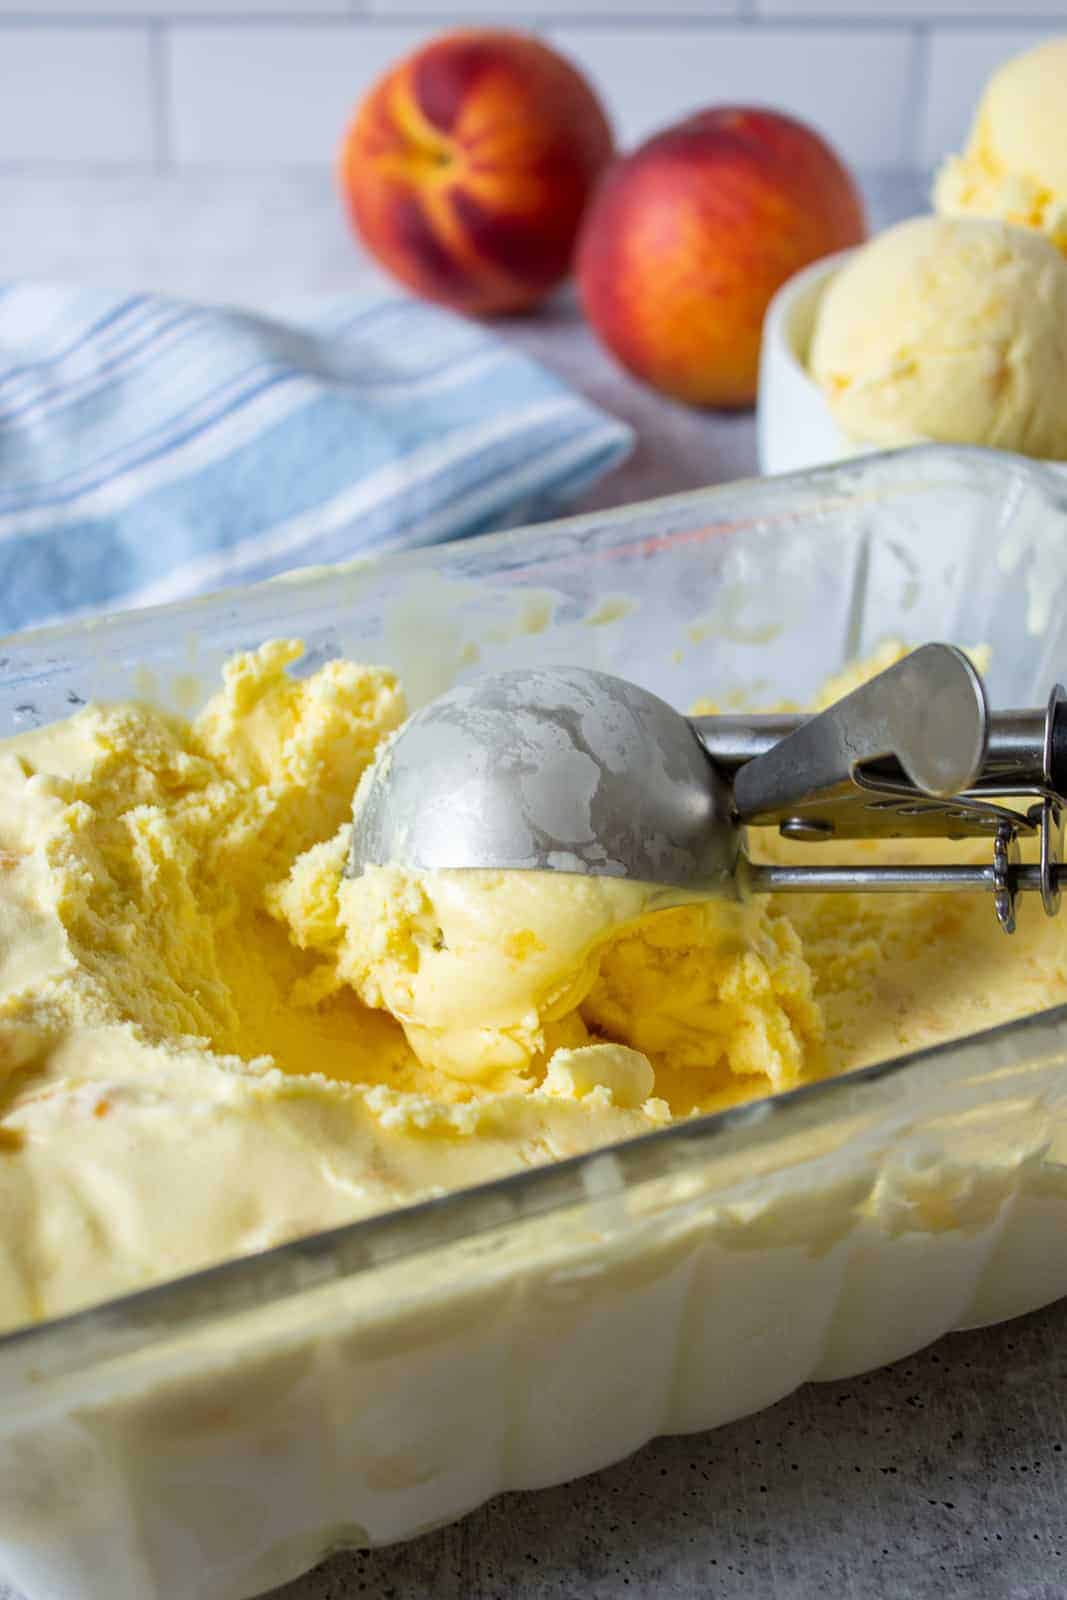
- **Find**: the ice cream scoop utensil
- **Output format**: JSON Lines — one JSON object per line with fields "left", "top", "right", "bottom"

{"left": 348, "top": 645, "right": 1067, "bottom": 934}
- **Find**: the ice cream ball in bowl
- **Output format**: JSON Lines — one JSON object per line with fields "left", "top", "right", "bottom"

{"left": 934, "top": 35, "right": 1067, "bottom": 255}
{"left": 758, "top": 214, "right": 1067, "bottom": 475}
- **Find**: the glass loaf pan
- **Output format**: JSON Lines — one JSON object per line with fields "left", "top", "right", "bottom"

{"left": 3, "top": 445, "right": 1067, "bottom": 1600}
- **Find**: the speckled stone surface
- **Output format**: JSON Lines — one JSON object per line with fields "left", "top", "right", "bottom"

{"left": 6, "top": 166, "right": 1065, "bottom": 1600}
{"left": 264, "top": 1301, "right": 1067, "bottom": 1600}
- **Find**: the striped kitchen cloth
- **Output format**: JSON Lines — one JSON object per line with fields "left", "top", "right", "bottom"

{"left": 0, "top": 282, "right": 632, "bottom": 635}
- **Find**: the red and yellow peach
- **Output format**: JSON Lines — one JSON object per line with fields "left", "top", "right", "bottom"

{"left": 339, "top": 29, "right": 614, "bottom": 317}
{"left": 577, "top": 108, "right": 867, "bottom": 408}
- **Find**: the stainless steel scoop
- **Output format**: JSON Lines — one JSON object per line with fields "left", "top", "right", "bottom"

{"left": 349, "top": 643, "right": 1067, "bottom": 934}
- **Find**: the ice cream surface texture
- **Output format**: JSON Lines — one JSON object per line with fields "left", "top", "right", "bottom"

{"left": 1, "top": 639, "right": 1065, "bottom": 1334}
{"left": 809, "top": 215, "right": 1067, "bottom": 458}
{"left": 934, "top": 36, "right": 1067, "bottom": 254}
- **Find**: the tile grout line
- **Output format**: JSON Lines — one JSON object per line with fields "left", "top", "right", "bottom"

{"left": 149, "top": 19, "right": 173, "bottom": 172}
{"left": 0, "top": 11, "right": 1061, "bottom": 27}
{"left": 0, "top": 158, "right": 920, "bottom": 173}
{"left": 906, "top": 19, "right": 932, "bottom": 174}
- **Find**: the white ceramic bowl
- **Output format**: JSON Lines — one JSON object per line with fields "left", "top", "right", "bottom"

{"left": 757, "top": 249, "right": 861, "bottom": 476}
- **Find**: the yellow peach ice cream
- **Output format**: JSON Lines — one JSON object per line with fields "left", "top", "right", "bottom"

{"left": 0, "top": 638, "right": 1065, "bottom": 1335}
{"left": 934, "top": 36, "right": 1067, "bottom": 254}
{"left": 809, "top": 215, "right": 1067, "bottom": 458}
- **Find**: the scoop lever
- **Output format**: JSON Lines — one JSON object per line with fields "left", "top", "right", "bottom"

{"left": 732, "top": 644, "right": 989, "bottom": 838}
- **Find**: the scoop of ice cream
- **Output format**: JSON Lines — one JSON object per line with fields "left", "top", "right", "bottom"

{"left": 331, "top": 865, "right": 662, "bottom": 1083}
{"left": 933, "top": 37, "right": 1067, "bottom": 253}
{"left": 808, "top": 216, "right": 1067, "bottom": 459}
{"left": 272, "top": 849, "right": 823, "bottom": 1099}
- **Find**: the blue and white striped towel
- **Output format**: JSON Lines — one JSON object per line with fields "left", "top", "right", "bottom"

{"left": 0, "top": 283, "right": 632, "bottom": 636}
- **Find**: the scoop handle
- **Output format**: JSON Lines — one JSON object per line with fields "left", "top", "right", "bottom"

{"left": 696, "top": 706, "right": 1060, "bottom": 786}
{"left": 692, "top": 713, "right": 803, "bottom": 774}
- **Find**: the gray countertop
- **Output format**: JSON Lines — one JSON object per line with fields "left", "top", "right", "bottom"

{"left": 269, "top": 1301, "right": 1067, "bottom": 1600}
{"left": 4, "top": 165, "right": 1064, "bottom": 1600}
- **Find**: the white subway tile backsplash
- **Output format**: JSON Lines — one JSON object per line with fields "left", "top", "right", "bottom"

{"left": 1, "top": 10, "right": 1060, "bottom": 173}
{"left": 548, "top": 25, "right": 917, "bottom": 166}
{"left": 920, "top": 25, "right": 1060, "bottom": 167}
{"left": 167, "top": 24, "right": 433, "bottom": 165}
{"left": 0, "top": 26, "right": 154, "bottom": 164}
{"left": 370, "top": 0, "right": 738, "bottom": 13}
{"left": 760, "top": 0, "right": 1067, "bottom": 15}
{"left": 0, "top": 0, "right": 347, "bottom": 12}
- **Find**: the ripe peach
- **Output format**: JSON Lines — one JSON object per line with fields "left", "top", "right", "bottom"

{"left": 577, "top": 107, "right": 866, "bottom": 408}
{"left": 339, "top": 30, "right": 614, "bottom": 317}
